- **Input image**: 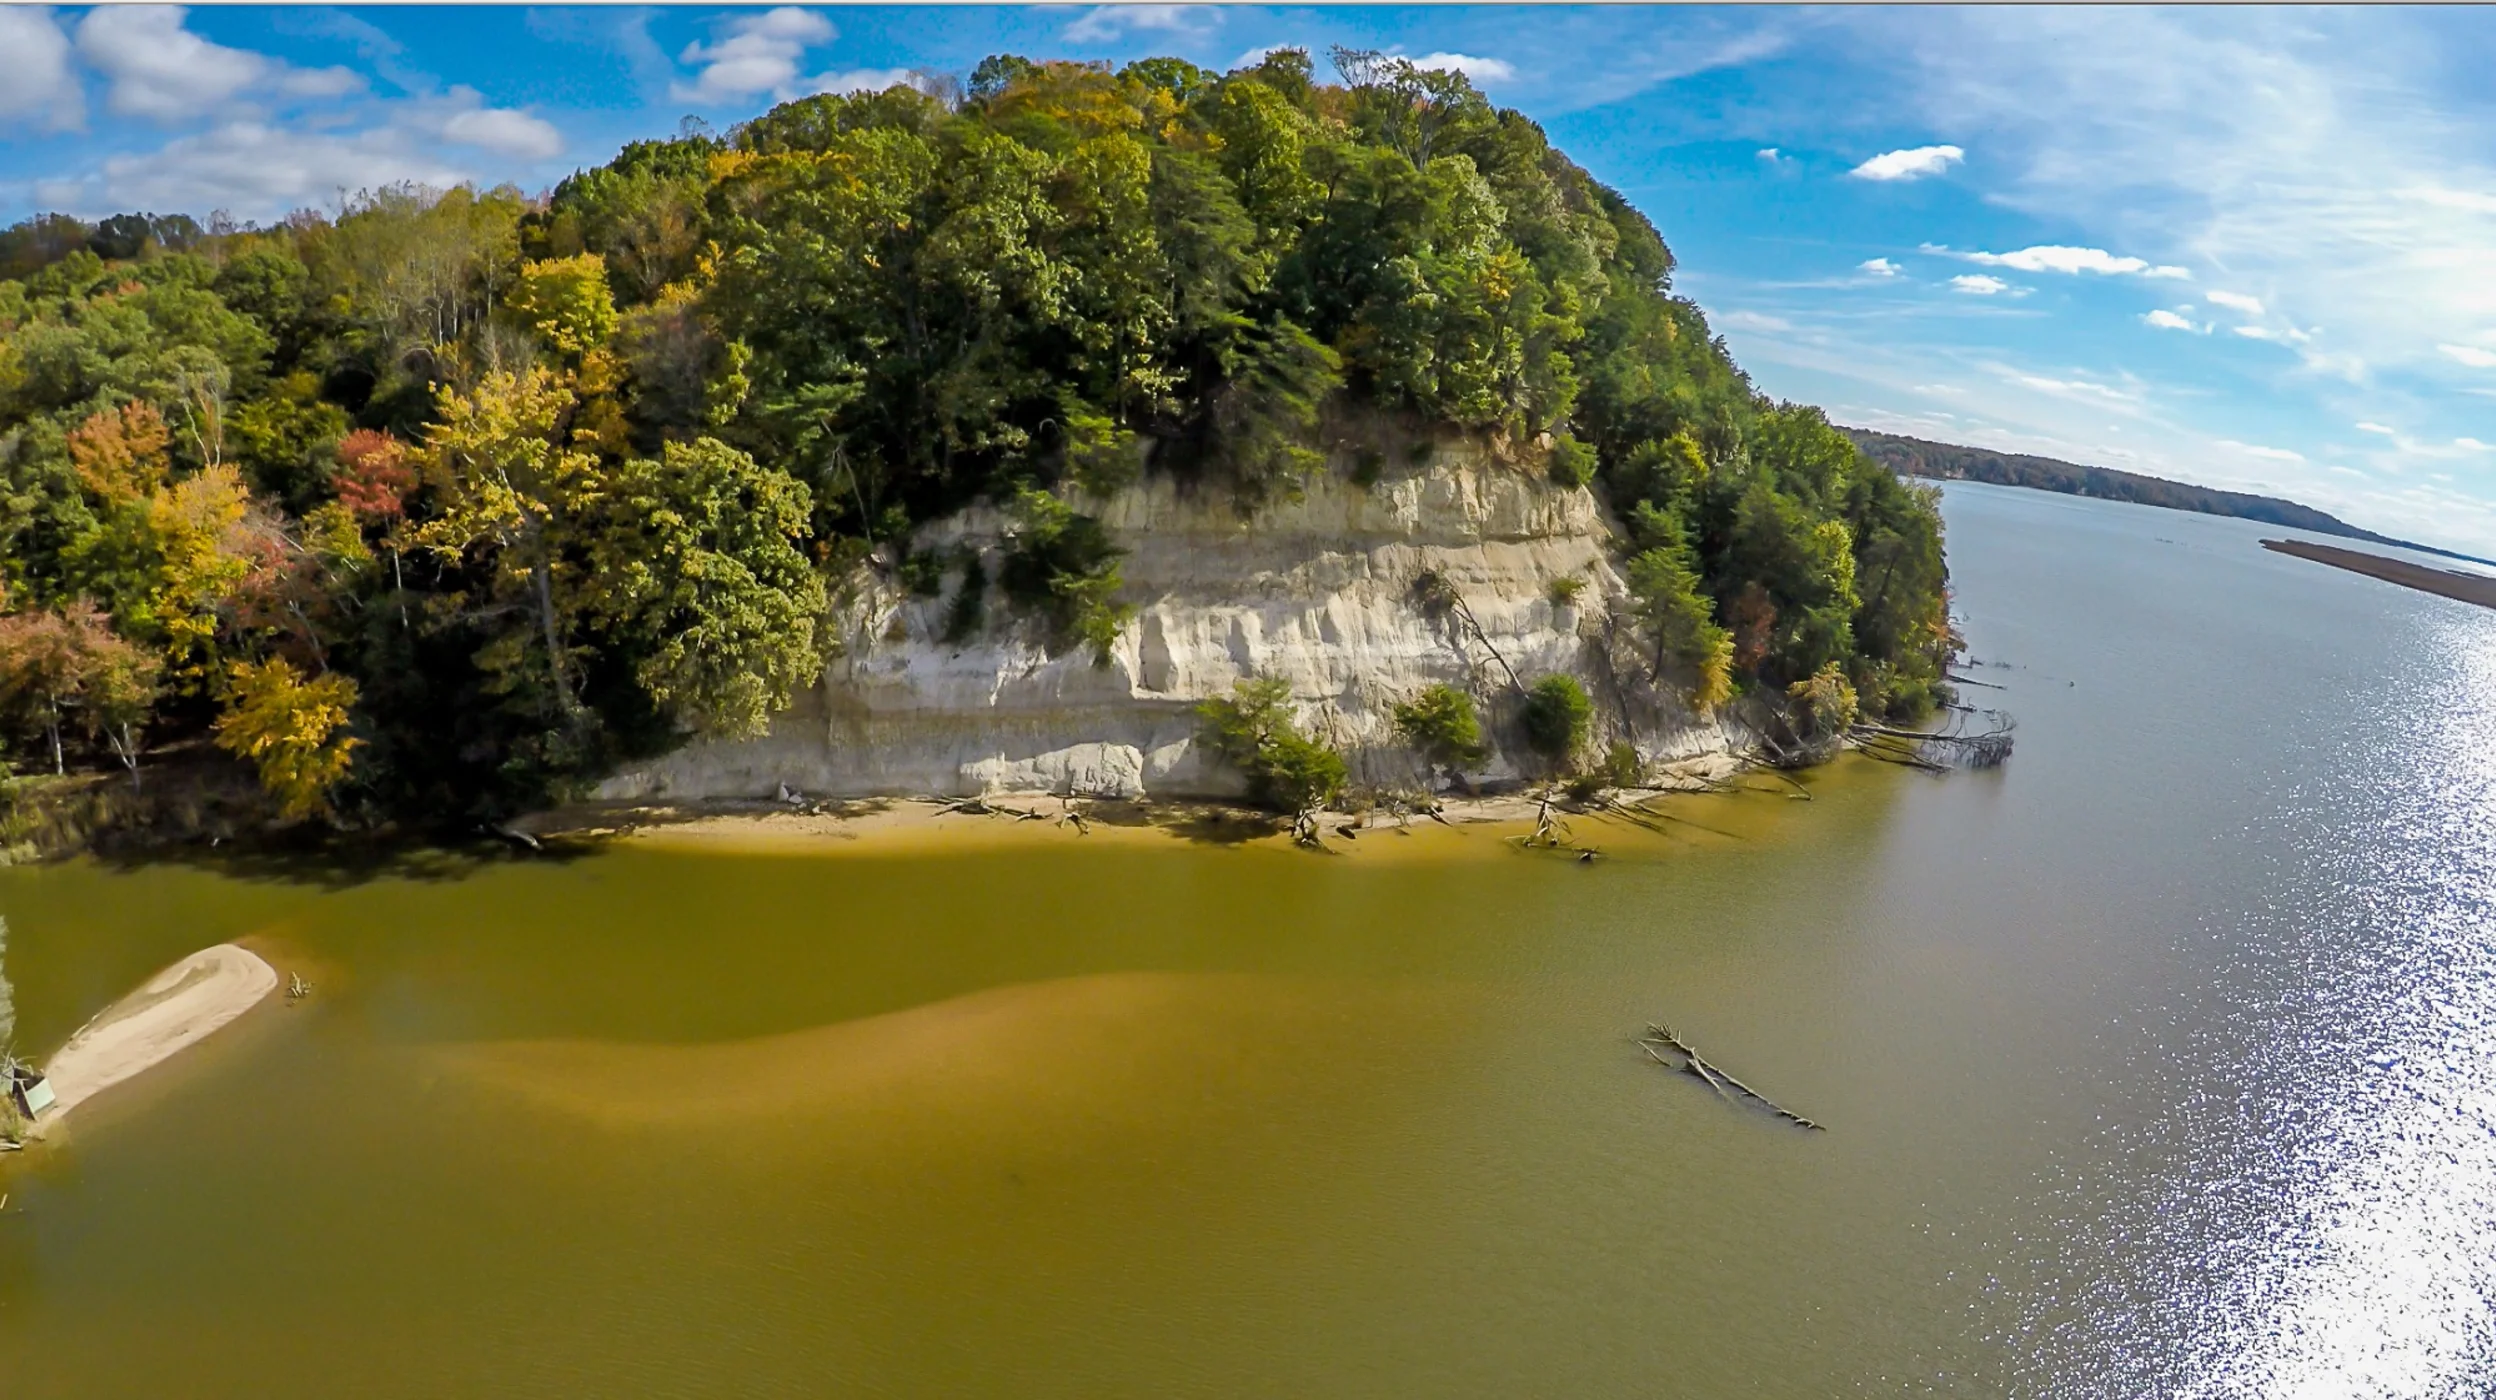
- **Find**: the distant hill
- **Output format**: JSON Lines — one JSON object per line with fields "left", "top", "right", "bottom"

{"left": 1843, "top": 428, "right": 2494, "bottom": 566}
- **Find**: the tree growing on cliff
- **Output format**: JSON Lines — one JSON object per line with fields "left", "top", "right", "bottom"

{"left": 1521, "top": 674, "right": 1594, "bottom": 771}
{"left": 1196, "top": 676, "right": 1346, "bottom": 838}
{"left": 1392, "top": 683, "right": 1488, "bottom": 789}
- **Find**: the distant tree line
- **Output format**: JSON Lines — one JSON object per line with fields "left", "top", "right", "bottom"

{"left": 1841, "top": 427, "right": 2474, "bottom": 560}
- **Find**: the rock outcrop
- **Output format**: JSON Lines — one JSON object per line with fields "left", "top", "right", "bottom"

{"left": 600, "top": 429, "right": 1743, "bottom": 802}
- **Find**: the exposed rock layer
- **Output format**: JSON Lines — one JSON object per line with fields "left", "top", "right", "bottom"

{"left": 602, "top": 435, "right": 1740, "bottom": 802}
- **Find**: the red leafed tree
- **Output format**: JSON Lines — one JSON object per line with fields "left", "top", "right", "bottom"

{"left": 333, "top": 429, "right": 415, "bottom": 522}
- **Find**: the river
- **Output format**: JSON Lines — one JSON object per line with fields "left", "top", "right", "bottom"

{"left": 2, "top": 480, "right": 2492, "bottom": 1397}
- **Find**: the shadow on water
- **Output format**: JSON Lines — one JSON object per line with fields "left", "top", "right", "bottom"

{"left": 85, "top": 825, "right": 596, "bottom": 890}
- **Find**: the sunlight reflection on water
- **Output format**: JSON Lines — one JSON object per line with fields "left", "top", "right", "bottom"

{"left": 2178, "top": 612, "right": 2496, "bottom": 1396}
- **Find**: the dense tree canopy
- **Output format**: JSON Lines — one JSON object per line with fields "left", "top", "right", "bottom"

{"left": 0, "top": 48, "right": 1948, "bottom": 827}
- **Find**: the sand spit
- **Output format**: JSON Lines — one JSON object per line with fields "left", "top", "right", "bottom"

{"left": 2263, "top": 538, "right": 2496, "bottom": 611}
{"left": 32, "top": 944, "right": 278, "bottom": 1130}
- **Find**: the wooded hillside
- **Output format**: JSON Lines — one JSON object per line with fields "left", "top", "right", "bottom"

{"left": 0, "top": 50, "right": 1951, "bottom": 828}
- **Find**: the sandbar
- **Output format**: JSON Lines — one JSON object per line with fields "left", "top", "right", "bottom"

{"left": 31, "top": 943, "right": 279, "bottom": 1130}
{"left": 2263, "top": 538, "right": 2496, "bottom": 611}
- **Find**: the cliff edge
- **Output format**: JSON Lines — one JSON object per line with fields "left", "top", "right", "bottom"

{"left": 600, "top": 431, "right": 1742, "bottom": 803}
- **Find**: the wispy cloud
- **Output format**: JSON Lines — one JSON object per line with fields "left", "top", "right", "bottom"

{"left": 1720, "top": 309, "right": 1795, "bottom": 333}
{"left": 1955, "top": 243, "right": 2191, "bottom": 279}
{"left": 1850, "top": 144, "right": 1964, "bottom": 181}
{"left": 1950, "top": 274, "right": 2017, "bottom": 296}
{"left": 2217, "top": 439, "right": 2307, "bottom": 462}
{"left": 2205, "top": 290, "right": 2266, "bottom": 315}
{"left": 1065, "top": 5, "right": 1219, "bottom": 44}
{"left": 2145, "top": 308, "right": 2201, "bottom": 332}
{"left": 1867, "top": 8, "right": 2496, "bottom": 385}
{"left": 2442, "top": 344, "right": 2496, "bottom": 369}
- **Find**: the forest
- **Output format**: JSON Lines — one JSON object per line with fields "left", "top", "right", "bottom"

{"left": 0, "top": 49, "right": 1951, "bottom": 830}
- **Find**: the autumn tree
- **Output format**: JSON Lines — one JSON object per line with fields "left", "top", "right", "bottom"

{"left": 213, "top": 657, "right": 360, "bottom": 820}
{"left": 408, "top": 367, "right": 597, "bottom": 717}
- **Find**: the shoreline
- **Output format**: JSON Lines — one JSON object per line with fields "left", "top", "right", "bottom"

{"left": 527, "top": 752, "right": 1818, "bottom": 862}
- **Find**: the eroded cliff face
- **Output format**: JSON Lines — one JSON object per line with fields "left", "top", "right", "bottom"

{"left": 601, "top": 432, "right": 1743, "bottom": 802}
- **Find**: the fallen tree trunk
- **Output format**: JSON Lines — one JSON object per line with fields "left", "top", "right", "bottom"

{"left": 1639, "top": 1022, "right": 1825, "bottom": 1131}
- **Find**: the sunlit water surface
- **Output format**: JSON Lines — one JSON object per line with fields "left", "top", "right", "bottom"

{"left": 1, "top": 481, "right": 2491, "bottom": 1397}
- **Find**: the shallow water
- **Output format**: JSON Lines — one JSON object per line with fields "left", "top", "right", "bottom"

{"left": 2, "top": 480, "right": 2492, "bottom": 1397}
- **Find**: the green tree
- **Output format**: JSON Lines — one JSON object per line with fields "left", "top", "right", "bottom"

{"left": 1392, "top": 682, "right": 1487, "bottom": 785}
{"left": 1196, "top": 676, "right": 1346, "bottom": 816}
{"left": 1520, "top": 673, "right": 1593, "bottom": 768}
{"left": 575, "top": 438, "right": 824, "bottom": 739}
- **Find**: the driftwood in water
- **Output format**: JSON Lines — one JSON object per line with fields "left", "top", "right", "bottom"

{"left": 1850, "top": 712, "right": 2015, "bottom": 772}
{"left": 937, "top": 796, "right": 1047, "bottom": 821}
{"left": 1639, "top": 1022, "right": 1825, "bottom": 1130}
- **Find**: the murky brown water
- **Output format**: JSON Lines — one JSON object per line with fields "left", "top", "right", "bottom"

{"left": 3, "top": 482, "right": 2492, "bottom": 1397}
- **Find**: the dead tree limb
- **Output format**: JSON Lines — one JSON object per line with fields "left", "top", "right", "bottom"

{"left": 1639, "top": 1022, "right": 1825, "bottom": 1130}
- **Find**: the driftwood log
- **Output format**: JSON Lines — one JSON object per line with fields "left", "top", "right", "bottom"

{"left": 1639, "top": 1022, "right": 1825, "bottom": 1131}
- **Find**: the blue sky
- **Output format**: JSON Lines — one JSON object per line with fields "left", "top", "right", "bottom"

{"left": 4, "top": 6, "right": 2494, "bottom": 552}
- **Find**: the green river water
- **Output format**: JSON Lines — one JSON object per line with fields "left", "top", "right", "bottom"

{"left": 3, "top": 480, "right": 2493, "bottom": 1397}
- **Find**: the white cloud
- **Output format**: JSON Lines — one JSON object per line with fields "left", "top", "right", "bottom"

{"left": 1409, "top": 53, "right": 1516, "bottom": 83}
{"left": 2356, "top": 422, "right": 2399, "bottom": 435}
{"left": 1850, "top": 144, "right": 1964, "bottom": 181}
{"left": 2014, "top": 372, "right": 2138, "bottom": 404}
{"left": 1950, "top": 274, "right": 2016, "bottom": 295}
{"left": 2456, "top": 437, "right": 2493, "bottom": 451}
{"left": 0, "top": 7, "right": 83, "bottom": 132}
{"left": 1758, "top": 147, "right": 1782, "bottom": 163}
{"left": 2441, "top": 344, "right": 2496, "bottom": 369}
{"left": 1721, "top": 310, "right": 1795, "bottom": 333}
{"left": 34, "top": 120, "right": 474, "bottom": 221}
{"left": 76, "top": 6, "right": 359, "bottom": 122}
{"left": 1066, "top": 5, "right": 1218, "bottom": 43}
{"left": 671, "top": 7, "right": 835, "bottom": 105}
{"left": 803, "top": 68, "right": 923, "bottom": 97}
{"left": 1961, "top": 244, "right": 2191, "bottom": 279}
{"left": 1868, "top": 8, "right": 2496, "bottom": 388}
{"left": 1859, "top": 257, "right": 1901, "bottom": 277}
{"left": 2217, "top": 440, "right": 2308, "bottom": 462}
{"left": 2206, "top": 289, "right": 2266, "bottom": 315}
{"left": 2145, "top": 308, "right": 2200, "bottom": 331}
{"left": 431, "top": 89, "right": 563, "bottom": 162}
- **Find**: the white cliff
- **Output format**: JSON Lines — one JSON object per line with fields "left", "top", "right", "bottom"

{"left": 600, "top": 429, "right": 1743, "bottom": 803}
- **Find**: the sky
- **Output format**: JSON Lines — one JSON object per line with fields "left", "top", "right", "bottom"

{"left": 3, "top": 6, "right": 2493, "bottom": 554}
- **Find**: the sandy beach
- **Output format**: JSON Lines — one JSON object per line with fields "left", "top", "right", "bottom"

{"left": 527, "top": 751, "right": 1812, "bottom": 864}
{"left": 30, "top": 943, "right": 279, "bottom": 1131}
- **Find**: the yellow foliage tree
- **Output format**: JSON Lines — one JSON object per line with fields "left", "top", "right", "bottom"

{"left": 148, "top": 464, "right": 255, "bottom": 677}
{"left": 507, "top": 252, "right": 620, "bottom": 358}
{"left": 408, "top": 367, "right": 600, "bottom": 715}
{"left": 213, "top": 657, "right": 360, "bottom": 821}
{"left": 67, "top": 401, "right": 173, "bottom": 505}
